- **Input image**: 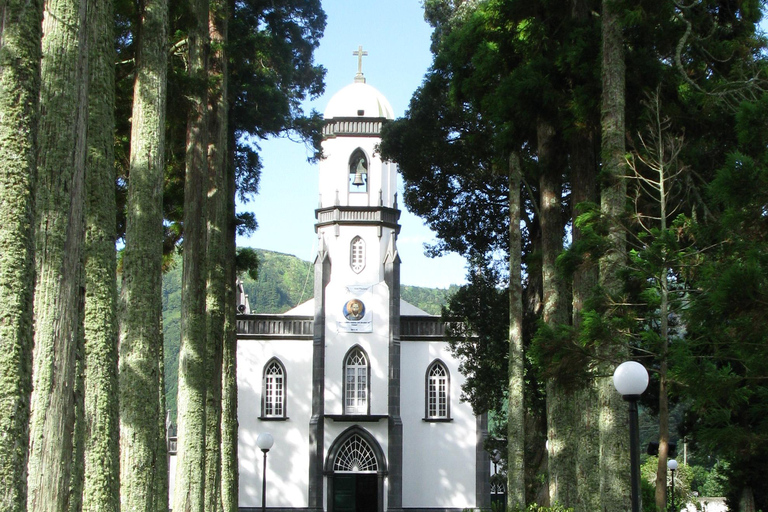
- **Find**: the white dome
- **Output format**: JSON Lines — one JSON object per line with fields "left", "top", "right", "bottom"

{"left": 324, "top": 81, "right": 394, "bottom": 120}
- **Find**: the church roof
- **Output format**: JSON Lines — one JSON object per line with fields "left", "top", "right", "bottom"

{"left": 282, "top": 298, "right": 431, "bottom": 317}
{"left": 324, "top": 81, "right": 394, "bottom": 120}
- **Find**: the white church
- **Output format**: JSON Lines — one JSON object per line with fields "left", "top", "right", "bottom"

{"left": 232, "top": 58, "right": 491, "bottom": 512}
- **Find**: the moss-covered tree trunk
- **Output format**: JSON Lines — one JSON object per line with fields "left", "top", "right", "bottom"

{"left": 27, "top": 0, "right": 88, "bottom": 507}
{"left": 156, "top": 343, "right": 169, "bottom": 512}
{"left": 203, "top": 2, "right": 229, "bottom": 508}
{"left": 69, "top": 348, "right": 86, "bottom": 512}
{"left": 570, "top": 129, "right": 601, "bottom": 512}
{"left": 538, "top": 119, "right": 575, "bottom": 507}
{"left": 507, "top": 152, "right": 526, "bottom": 511}
{"left": 0, "top": 1, "right": 42, "bottom": 509}
{"left": 221, "top": 109, "right": 239, "bottom": 512}
{"left": 82, "top": 0, "right": 120, "bottom": 508}
{"left": 118, "top": 0, "right": 168, "bottom": 506}
{"left": 173, "top": 0, "right": 210, "bottom": 505}
{"left": 599, "top": 0, "right": 631, "bottom": 509}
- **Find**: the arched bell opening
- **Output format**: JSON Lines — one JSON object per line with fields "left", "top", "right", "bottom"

{"left": 348, "top": 148, "right": 369, "bottom": 193}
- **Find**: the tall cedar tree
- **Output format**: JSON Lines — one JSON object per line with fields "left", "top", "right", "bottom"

{"left": 82, "top": 0, "right": 120, "bottom": 508}
{"left": 0, "top": 0, "right": 42, "bottom": 509}
{"left": 597, "top": 0, "right": 631, "bottom": 509}
{"left": 173, "top": 0, "right": 210, "bottom": 506}
{"left": 203, "top": 0, "right": 229, "bottom": 507}
{"left": 507, "top": 153, "right": 526, "bottom": 509}
{"left": 221, "top": 96, "right": 240, "bottom": 511}
{"left": 118, "top": 0, "right": 169, "bottom": 507}
{"left": 27, "top": 0, "right": 88, "bottom": 508}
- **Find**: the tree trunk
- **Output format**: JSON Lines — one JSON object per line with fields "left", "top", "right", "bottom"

{"left": 599, "top": 0, "right": 631, "bottom": 509}
{"left": 538, "top": 118, "right": 576, "bottom": 508}
{"left": 220, "top": 108, "right": 239, "bottom": 512}
{"left": 0, "top": 0, "right": 42, "bottom": 509}
{"left": 69, "top": 348, "right": 86, "bottom": 512}
{"left": 156, "top": 341, "right": 169, "bottom": 512}
{"left": 507, "top": 152, "right": 526, "bottom": 510}
{"left": 204, "top": 3, "right": 229, "bottom": 508}
{"left": 27, "top": 0, "right": 89, "bottom": 507}
{"left": 118, "top": 0, "right": 168, "bottom": 506}
{"left": 739, "top": 486, "right": 756, "bottom": 512}
{"left": 173, "top": 0, "right": 210, "bottom": 505}
{"left": 570, "top": 129, "right": 601, "bottom": 512}
{"left": 82, "top": 0, "right": 120, "bottom": 507}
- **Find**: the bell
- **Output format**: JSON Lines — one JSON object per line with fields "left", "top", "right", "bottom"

{"left": 352, "top": 171, "right": 365, "bottom": 186}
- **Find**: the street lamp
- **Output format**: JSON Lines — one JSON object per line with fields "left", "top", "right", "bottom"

{"left": 257, "top": 432, "right": 275, "bottom": 512}
{"left": 613, "top": 361, "right": 649, "bottom": 512}
{"left": 668, "top": 458, "right": 679, "bottom": 512}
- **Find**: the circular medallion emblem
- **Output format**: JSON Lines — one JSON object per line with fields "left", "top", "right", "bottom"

{"left": 343, "top": 299, "right": 365, "bottom": 321}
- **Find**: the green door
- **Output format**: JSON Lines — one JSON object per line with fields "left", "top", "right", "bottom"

{"left": 333, "top": 474, "right": 377, "bottom": 512}
{"left": 334, "top": 475, "right": 356, "bottom": 512}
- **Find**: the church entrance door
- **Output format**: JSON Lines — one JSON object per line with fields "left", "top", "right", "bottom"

{"left": 332, "top": 474, "right": 377, "bottom": 512}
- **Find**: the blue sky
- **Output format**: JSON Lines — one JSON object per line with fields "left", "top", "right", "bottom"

{"left": 236, "top": 0, "right": 469, "bottom": 288}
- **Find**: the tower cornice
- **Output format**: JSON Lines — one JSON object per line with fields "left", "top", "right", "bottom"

{"left": 315, "top": 205, "right": 401, "bottom": 235}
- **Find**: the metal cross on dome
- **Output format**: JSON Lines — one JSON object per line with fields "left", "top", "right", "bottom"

{"left": 353, "top": 45, "right": 368, "bottom": 82}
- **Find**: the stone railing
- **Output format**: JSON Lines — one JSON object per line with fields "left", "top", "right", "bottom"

{"left": 315, "top": 206, "right": 400, "bottom": 227}
{"left": 237, "top": 315, "right": 313, "bottom": 339}
{"left": 400, "top": 316, "right": 448, "bottom": 340}
{"left": 323, "top": 117, "right": 386, "bottom": 138}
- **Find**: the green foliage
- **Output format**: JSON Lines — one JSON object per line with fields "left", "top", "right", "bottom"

{"left": 688, "top": 460, "right": 729, "bottom": 497}
{"left": 400, "top": 285, "right": 458, "bottom": 316}
{"left": 495, "top": 503, "right": 573, "bottom": 512}
{"left": 444, "top": 269, "right": 510, "bottom": 414}
{"left": 641, "top": 457, "right": 696, "bottom": 512}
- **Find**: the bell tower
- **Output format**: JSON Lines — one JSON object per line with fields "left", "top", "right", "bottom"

{"left": 308, "top": 49, "right": 404, "bottom": 512}
{"left": 315, "top": 47, "right": 400, "bottom": 284}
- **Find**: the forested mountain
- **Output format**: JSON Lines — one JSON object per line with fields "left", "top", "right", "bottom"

{"left": 162, "top": 248, "right": 457, "bottom": 422}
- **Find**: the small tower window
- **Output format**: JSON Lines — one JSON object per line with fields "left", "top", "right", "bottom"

{"left": 349, "top": 149, "right": 368, "bottom": 192}
{"left": 350, "top": 236, "right": 365, "bottom": 274}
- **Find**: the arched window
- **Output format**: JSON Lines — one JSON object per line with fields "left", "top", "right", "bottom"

{"left": 262, "top": 359, "right": 286, "bottom": 419}
{"left": 425, "top": 360, "right": 450, "bottom": 420}
{"left": 348, "top": 148, "right": 368, "bottom": 192}
{"left": 350, "top": 236, "right": 365, "bottom": 273}
{"left": 344, "top": 347, "right": 369, "bottom": 414}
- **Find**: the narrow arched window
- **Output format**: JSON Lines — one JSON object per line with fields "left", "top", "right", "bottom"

{"left": 348, "top": 148, "right": 368, "bottom": 192}
{"left": 425, "top": 360, "right": 450, "bottom": 420}
{"left": 262, "top": 359, "right": 286, "bottom": 418}
{"left": 344, "top": 347, "right": 369, "bottom": 414}
{"left": 350, "top": 236, "right": 365, "bottom": 274}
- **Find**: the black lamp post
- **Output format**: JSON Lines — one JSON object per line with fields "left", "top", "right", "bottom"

{"left": 257, "top": 432, "right": 275, "bottom": 512}
{"left": 613, "top": 361, "right": 649, "bottom": 512}
{"left": 667, "top": 458, "right": 678, "bottom": 512}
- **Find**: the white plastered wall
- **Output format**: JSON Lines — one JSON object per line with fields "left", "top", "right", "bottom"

{"left": 237, "top": 338, "right": 313, "bottom": 508}
{"left": 400, "top": 341, "right": 477, "bottom": 509}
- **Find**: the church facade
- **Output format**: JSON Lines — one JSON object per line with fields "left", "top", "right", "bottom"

{"left": 234, "top": 64, "right": 490, "bottom": 512}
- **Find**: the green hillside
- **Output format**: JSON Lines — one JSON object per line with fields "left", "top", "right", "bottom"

{"left": 162, "top": 249, "right": 459, "bottom": 422}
